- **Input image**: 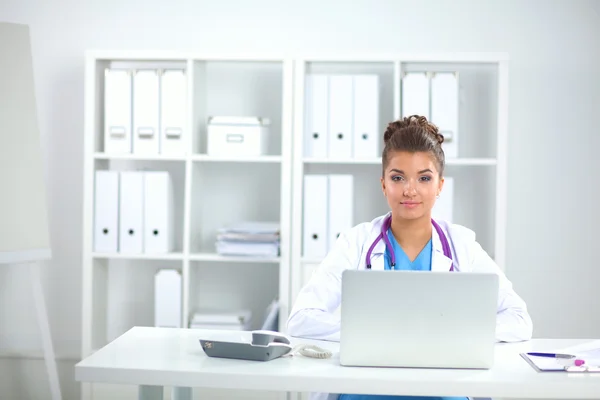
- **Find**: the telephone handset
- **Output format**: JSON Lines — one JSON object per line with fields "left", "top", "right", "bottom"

{"left": 200, "top": 330, "right": 332, "bottom": 362}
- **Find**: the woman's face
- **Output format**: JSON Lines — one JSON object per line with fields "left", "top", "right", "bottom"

{"left": 380, "top": 151, "right": 444, "bottom": 221}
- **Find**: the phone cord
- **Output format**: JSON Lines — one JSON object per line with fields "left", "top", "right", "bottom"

{"left": 285, "top": 344, "right": 333, "bottom": 359}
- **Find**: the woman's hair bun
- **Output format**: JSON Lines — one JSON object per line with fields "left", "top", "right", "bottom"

{"left": 383, "top": 121, "right": 401, "bottom": 144}
{"left": 381, "top": 115, "right": 446, "bottom": 177}
{"left": 383, "top": 115, "right": 444, "bottom": 145}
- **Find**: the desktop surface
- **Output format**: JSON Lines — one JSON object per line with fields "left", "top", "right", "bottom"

{"left": 340, "top": 270, "right": 499, "bottom": 369}
{"left": 75, "top": 327, "right": 600, "bottom": 399}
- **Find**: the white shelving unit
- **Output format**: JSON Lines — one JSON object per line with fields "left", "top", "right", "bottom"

{"left": 81, "top": 50, "right": 508, "bottom": 400}
{"left": 290, "top": 54, "right": 509, "bottom": 307}
{"left": 81, "top": 52, "right": 294, "bottom": 400}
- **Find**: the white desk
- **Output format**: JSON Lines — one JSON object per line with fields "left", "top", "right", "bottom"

{"left": 75, "top": 327, "right": 600, "bottom": 399}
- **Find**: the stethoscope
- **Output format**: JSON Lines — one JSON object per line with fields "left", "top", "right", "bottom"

{"left": 365, "top": 214, "right": 455, "bottom": 271}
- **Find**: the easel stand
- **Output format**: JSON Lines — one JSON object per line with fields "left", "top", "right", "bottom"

{"left": 0, "top": 20, "right": 62, "bottom": 400}
{"left": 28, "top": 261, "right": 62, "bottom": 400}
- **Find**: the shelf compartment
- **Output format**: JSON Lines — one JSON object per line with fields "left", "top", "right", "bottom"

{"left": 189, "top": 261, "right": 280, "bottom": 331}
{"left": 400, "top": 61, "right": 500, "bottom": 159}
{"left": 189, "top": 162, "right": 281, "bottom": 254}
{"left": 92, "top": 59, "right": 188, "bottom": 155}
{"left": 192, "top": 60, "right": 285, "bottom": 156}
{"left": 93, "top": 159, "right": 187, "bottom": 254}
{"left": 301, "top": 61, "right": 396, "bottom": 161}
{"left": 89, "top": 258, "right": 183, "bottom": 352}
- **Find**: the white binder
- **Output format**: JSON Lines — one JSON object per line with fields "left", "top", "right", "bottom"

{"left": 154, "top": 269, "right": 182, "bottom": 328}
{"left": 328, "top": 75, "right": 353, "bottom": 158}
{"left": 133, "top": 69, "right": 160, "bottom": 155}
{"left": 93, "top": 170, "right": 119, "bottom": 252}
{"left": 143, "top": 171, "right": 174, "bottom": 253}
{"left": 160, "top": 69, "right": 187, "bottom": 155}
{"left": 104, "top": 69, "right": 132, "bottom": 154}
{"left": 402, "top": 72, "right": 430, "bottom": 119}
{"left": 328, "top": 175, "right": 354, "bottom": 251}
{"left": 431, "top": 72, "right": 459, "bottom": 158}
{"left": 432, "top": 176, "right": 454, "bottom": 223}
{"left": 303, "top": 175, "right": 328, "bottom": 259}
{"left": 118, "top": 171, "right": 144, "bottom": 254}
{"left": 304, "top": 74, "right": 329, "bottom": 158}
{"left": 352, "top": 75, "right": 379, "bottom": 158}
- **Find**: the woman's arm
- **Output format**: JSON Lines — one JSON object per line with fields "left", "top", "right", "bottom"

{"left": 470, "top": 240, "right": 533, "bottom": 342}
{"left": 287, "top": 229, "right": 361, "bottom": 342}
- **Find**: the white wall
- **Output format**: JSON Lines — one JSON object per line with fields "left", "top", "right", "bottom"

{"left": 0, "top": 0, "right": 599, "bottom": 397}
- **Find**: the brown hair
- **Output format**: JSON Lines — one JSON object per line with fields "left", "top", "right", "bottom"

{"left": 382, "top": 115, "right": 445, "bottom": 177}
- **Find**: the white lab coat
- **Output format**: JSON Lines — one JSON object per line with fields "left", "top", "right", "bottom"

{"left": 287, "top": 213, "right": 533, "bottom": 400}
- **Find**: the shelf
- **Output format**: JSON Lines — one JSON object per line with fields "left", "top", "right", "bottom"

{"left": 93, "top": 152, "right": 187, "bottom": 161}
{"left": 191, "top": 154, "right": 282, "bottom": 163}
{"left": 189, "top": 253, "right": 280, "bottom": 263}
{"left": 92, "top": 252, "right": 185, "bottom": 261}
{"left": 303, "top": 157, "right": 497, "bottom": 166}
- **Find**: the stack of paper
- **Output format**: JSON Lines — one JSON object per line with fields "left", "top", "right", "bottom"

{"left": 189, "top": 309, "right": 252, "bottom": 331}
{"left": 215, "top": 221, "right": 280, "bottom": 257}
{"left": 521, "top": 340, "right": 600, "bottom": 372}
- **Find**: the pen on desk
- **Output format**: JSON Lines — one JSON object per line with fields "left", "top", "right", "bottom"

{"left": 527, "top": 353, "right": 586, "bottom": 366}
{"left": 527, "top": 352, "right": 575, "bottom": 359}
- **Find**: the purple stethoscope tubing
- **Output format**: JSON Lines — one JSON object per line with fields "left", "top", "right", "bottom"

{"left": 365, "top": 215, "right": 454, "bottom": 271}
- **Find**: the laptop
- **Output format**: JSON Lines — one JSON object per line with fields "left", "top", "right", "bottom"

{"left": 339, "top": 270, "right": 499, "bottom": 369}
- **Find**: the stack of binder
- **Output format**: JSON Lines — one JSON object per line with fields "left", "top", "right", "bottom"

{"left": 215, "top": 221, "right": 280, "bottom": 257}
{"left": 189, "top": 309, "right": 252, "bottom": 331}
{"left": 401, "top": 71, "right": 459, "bottom": 158}
{"left": 304, "top": 72, "right": 459, "bottom": 159}
{"left": 104, "top": 68, "right": 187, "bottom": 156}
{"left": 303, "top": 174, "right": 354, "bottom": 259}
{"left": 305, "top": 74, "right": 379, "bottom": 159}
{"left": 94, "top": 170, "right": 175, "bottom": 254}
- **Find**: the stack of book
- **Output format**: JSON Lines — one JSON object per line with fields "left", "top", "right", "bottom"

{"left": 189, "top": 309, "right": 252, "bottom": 331}
{"left": 215, "top": 221, "right": 280, "bottom": 257}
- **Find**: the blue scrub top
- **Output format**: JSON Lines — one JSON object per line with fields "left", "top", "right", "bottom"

{"left": 384, "top": 228, "right": 432, "bottom": 271}
{"left": 339, "top": 230, "right": 468, "bottom": 400}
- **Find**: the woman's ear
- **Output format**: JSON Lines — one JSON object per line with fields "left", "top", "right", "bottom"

{"left": 437, "top": 176, "right": 445, "bottom": 197}
{"left": 380, "top": 176, "right": 386, "bottom": 196}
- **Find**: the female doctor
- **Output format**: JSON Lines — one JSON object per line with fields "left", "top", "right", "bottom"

{"left": 287, "top": 115, "right": 533, "bottom": 400}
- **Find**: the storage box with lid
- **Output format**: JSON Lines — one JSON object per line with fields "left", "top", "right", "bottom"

{"left": 207, "top": 116, "right": 270, "bottom": 156}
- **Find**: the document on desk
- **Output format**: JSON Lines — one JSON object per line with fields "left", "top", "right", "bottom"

{"left": 521, "top": 340, "right": 600, "bottom": 372}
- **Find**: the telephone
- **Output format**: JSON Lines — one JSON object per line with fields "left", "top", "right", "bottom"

{"left": 200, "top": 330, "right": 332, "bottom": 362}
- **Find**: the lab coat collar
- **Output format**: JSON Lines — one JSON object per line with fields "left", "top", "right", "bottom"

{"left": 366, "top": 213, "right": 453, "bottom": 272}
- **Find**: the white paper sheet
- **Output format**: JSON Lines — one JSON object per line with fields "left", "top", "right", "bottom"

{"left": 522, "top": 340, "right": 600, "bottom": 372}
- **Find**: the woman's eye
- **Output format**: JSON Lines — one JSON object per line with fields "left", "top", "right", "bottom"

{"left": 392, "top": 176, "right": 403, "bottom": 182}
{"left": 420, "top": 176, "right": 432, "bottom": 182}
